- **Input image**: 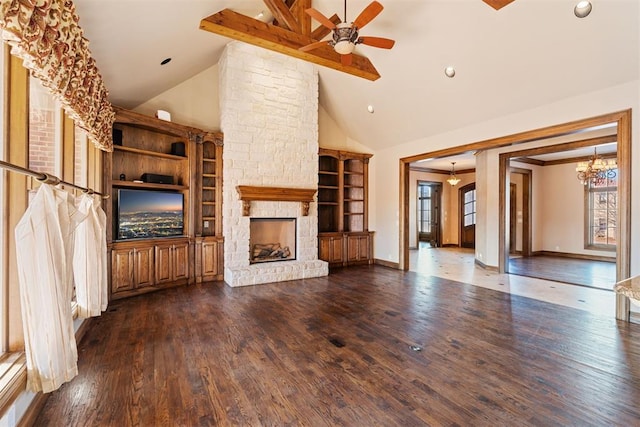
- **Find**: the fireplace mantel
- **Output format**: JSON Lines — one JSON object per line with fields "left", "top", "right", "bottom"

{"left": 236, "top": 186, "right": 317, "bottom": 216}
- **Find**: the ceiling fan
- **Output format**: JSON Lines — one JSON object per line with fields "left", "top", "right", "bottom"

{"left": 299, "top": 0, "right": 395, "bottom": 66}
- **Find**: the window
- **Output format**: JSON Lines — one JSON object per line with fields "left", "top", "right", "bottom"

{"left": 1, "top": 52, "right": 100, "bottom": 413}
{"left": 463, "top": 188, "right": 476, "bottom": 227}
{"left": 29, "top": 76, "right": 61, "bottom": 177}
{"left": 417, "top": 182, "right": 432, "bottom": 236}
{"left": 585, "top": 172, "right": 617, "bottom": 250}
{"left": 74, "top": 126, "right": 88, "bottom": 188}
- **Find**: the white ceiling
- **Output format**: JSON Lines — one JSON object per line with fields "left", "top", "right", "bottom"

{"left": 73, "top": 0, "right": 638, "bottom": 153}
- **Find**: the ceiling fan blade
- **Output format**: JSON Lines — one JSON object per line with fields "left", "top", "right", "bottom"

{"left": 353, "top": 1, "right": 384, "bottom": 30}
{"left": 341, "top": 53, "right": 353, "bottom": 66}
{"left": 305, "top": 8, "right": 337, "bottom": 30}
{"left": 299, "top": 40, "right": 330, "bottom": 52}
{"left": 358, "top": 36, "right": 395, "bottom": 49}
{"left": 482, "top": 0, "right": 516, "bottom": 10}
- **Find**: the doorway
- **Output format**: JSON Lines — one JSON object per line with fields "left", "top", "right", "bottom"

{"left": 400, "top": 109, "right": 632, "bottom": 321}
{"left": 459, "top": 183, "right": 476, "bottom": 249}
{"left": 417, "top": 181, "right": 442, "bottom": 247}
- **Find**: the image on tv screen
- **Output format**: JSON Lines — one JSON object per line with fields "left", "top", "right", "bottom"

{"left": 117, "top": 189, "right": 184, "bottom": 240}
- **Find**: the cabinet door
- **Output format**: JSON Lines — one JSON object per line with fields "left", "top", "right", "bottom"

{"left": 319, "top": 236, "right": 343, "bottom": 263}
{"left": 347, "top": 235, "right": 360, "bottom": 262}
{"left": 347, "top": 234, "right": 371, "bottom": 262}
{"left": 111, "top": 248, "right": 135, "bottom": 293}
{"left": 155, "top": 244, "right": 173, "bottom": 284}
{"left": 173, "top": 243, "right": 189, "bottom": 280}
{"left": 202, "top": 241, "right": 219, "bottom": 277}
{"left": 357, "top": 235, "right": 370, "bottom": 260}
{"left": 134, "top": 246, "right": 154, "bottom": 288}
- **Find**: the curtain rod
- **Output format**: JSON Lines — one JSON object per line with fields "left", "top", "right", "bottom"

{"left": 0, "top": 159, "right": 109, "bottom": 199}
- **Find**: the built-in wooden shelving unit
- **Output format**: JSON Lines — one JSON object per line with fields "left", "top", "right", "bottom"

{"left": 104, "top": 107, "right": 224, "bottom": 299}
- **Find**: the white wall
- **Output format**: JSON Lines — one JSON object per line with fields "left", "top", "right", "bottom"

{"left": 372, "top": 80, "right": 639, "bottom": 273}
{"left": 134, "top": 65, "right": 220, "bottom": 131}
{"left": 538, "top": 162, "right": 615, "bottom": 257}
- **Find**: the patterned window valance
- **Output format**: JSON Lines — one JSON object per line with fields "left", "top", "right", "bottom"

{"left": 0, "top": 0, "right": 114, "bottom": 151}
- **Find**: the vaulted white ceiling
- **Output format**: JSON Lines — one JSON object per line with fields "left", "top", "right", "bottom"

{"left": 73, "top": 0, "right": 638, "bottom": 152}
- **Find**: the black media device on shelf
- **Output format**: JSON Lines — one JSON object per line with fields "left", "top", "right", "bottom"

{"left": 141, "top": 173, "right": 174, "bottom": 185}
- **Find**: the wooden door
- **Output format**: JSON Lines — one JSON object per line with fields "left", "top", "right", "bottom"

{"left": 417, "top": 181, "right": 442, "bottom": 246}
{"left": 509, "top": 183, "right": 517, "bottom": 253}
{"left": 460, "top": 183, "right": 476, "bottom": 249}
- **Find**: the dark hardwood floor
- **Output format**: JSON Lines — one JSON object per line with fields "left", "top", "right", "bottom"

{"left": 36, "top": 266, "right": 639, "bottom": 426}
{"left": 509, "top": 255, "right": 616, "bottom": 291}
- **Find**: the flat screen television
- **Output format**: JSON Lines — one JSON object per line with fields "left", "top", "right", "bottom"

{"left": 116, "top": 188, "right": 184, "bottom": 240}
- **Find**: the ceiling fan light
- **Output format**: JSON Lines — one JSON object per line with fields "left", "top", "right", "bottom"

{"left": 574, "top": 1, "right": 592, "bottom": 18}
{"left": 334, "top": 40, "right": 356, "bottom": 54}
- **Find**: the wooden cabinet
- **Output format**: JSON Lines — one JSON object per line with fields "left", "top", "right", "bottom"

{"left": 318, "top": 149, "right": 374, "bottom": 267}
{"left": 195, "top": 237, "right": 223, "bottom": 282}
{"left": 111, "top": 246, "right": 155, "bottom": 295}
{"left": 193, "top": 133, "right": 224, "bottom": 283}
{"left": 110, "top": 240, "right": 189, "bottom": 300}
{"left": 319, "top": 234, "right": 344, "bottom": 264}
{"left": 347, "top": 233, "right": 371, "bottom": 263}
{"left": 197, "top": 138, "right": 223, "bottom": 237}
{"left": 155, "top": 241, "right": 189, "bottom": 285}
{"left": 105, "top": 107, "right": 224, "bottom": 298}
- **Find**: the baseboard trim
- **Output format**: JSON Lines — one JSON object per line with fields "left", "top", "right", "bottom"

{"left": 17, "top": 392, "right": 47, "bottom": 427}
{"left": 442, "top": 243, "right": 459, "bottom": 248}
{"left": 375, "top": 259, "right": 400, "bottom": 269}
{"left": 75, "top": 317, "right": 94, "bottom": 344}
{"left": 475, "top": 258, "right": 499, "bottom": 272}
{"left": 533, "top": 250, "right": 616, "bottom": 263}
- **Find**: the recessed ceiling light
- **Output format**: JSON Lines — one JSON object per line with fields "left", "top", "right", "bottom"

{"left": 574, "top": 1, "right": 592, "bottom": 18}
{"left": 444, "top": 66, "right": 456, "bottom": 78}
{"left": 160, "top": 57, "right": 172, "bottom": 65}
{"left": 367, "top": 105, "right": 374, "bottom": 113}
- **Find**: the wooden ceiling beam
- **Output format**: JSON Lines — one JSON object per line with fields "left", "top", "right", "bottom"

{"left": 291, "top": 0, "right": 312, "bottom": 36}
{"left": 310, "top": 13, "right": 341, "bottom": 40}
{"left": 200, "top": 9, "right": 380, "bottom": 81}
{"left": 263, "top": 0, "right": 301, "bottom": 33}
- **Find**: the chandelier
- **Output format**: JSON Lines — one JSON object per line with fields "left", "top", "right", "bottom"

{"left": 576, "top": 148, "right": 617, "bottom": 186}
{"left": 447, "top": 162, "right": 461, "bottom": 186}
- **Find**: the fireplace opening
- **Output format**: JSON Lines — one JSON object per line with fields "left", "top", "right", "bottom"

{"left": 249, "top": 218, "right": 296, "bottom": 264}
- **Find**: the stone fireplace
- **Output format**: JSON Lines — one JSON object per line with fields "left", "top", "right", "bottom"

{"left": 219, "top": 42, "right": 328, "bottom": 286}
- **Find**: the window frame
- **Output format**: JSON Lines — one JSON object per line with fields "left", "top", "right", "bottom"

{"left": 417, "top": 181, "right": 432, "bottom": 236}
{"left": 584, "top": 174, "right": 617, "bottom": 252}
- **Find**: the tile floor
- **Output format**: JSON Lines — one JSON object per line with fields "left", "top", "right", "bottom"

{"left": 408, "top": 246, "right": 638, "bottom": 319}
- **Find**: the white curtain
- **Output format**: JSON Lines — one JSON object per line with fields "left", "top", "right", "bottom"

{"left": 15, "top": 184, "right": 87, "bottom": 393}
{"left": 74, "top": 193, "right": 108, "bottom": 318}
